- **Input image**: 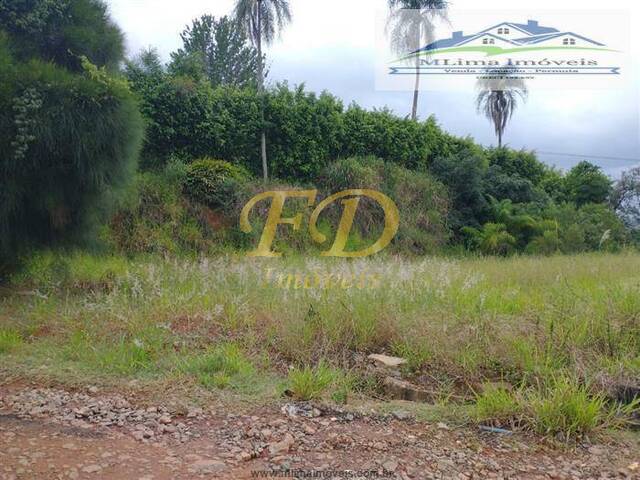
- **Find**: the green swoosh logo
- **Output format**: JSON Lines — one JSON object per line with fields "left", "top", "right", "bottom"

{"left": 394, "top": 45, "right": 618, "bottom": 63}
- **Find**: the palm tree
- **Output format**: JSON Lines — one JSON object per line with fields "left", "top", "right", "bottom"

{"left": 234, "top": 0, "right": 292, "bottom": 181}
{"left": 462, "top": 223, "right": 516, "bottom": 255}
{"left": 387, "top": 0, "right": 448, "bottom": 121}
{"left": 476, "top": 76, "right": 527, "bottom": 148}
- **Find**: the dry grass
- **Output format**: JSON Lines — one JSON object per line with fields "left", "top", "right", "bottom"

{"left": 1, "top": 250, "right": 639, "bottom": 438}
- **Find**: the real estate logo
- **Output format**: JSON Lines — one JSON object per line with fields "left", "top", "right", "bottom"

{"left": 390, "top": 19, "right": 620, "bottom": 78}
{"left": 240, "top": 189, "right": 400, "bottom": 258}
{"left": 376, "top": 11, "right": 629, "bottom": 91}
{"left": 406, "top": 20, "right": 611, "bottom": 56}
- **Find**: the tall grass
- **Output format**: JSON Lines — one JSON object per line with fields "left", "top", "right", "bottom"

{"left": 2, "top": 251, "right": 639, "bottom": 437}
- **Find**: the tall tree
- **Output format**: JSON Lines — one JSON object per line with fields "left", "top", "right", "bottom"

{"left": 0, "top": 0, "right": 143, "bottom": 276}
{"left": 476, "top": 77, "right": 527, "bottom": 148}
{"left": 387, "top": 0, "right": 448, "bottom": 121}
{"left": 169, "top": 15, "right": 260, "bottom": 88}
{"left": 611, "top": 166, "right": 640, "bottom": 229}
{"left": 565, "top": 161, "right": 612, "bottom": 207}
{"left": 234, "top": 0, "right": 292, "bottom": 181}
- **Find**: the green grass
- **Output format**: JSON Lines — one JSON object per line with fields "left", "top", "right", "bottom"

{"left": 180, "top": 343, "right": 255, "bottom": 390}
{"left": 2, "top": 250, "right": 639, "bottom": 438}
{"left": 0, "top": 329, "right": 23, "bottom": 354}
{"left": 473, "top": 377, "right": 640, "bottom": 439}
{"left": 525, "top": 377, "right": 607, "bottom": 439}
{"left": 474, "top": 384, "right": 522, "bottom": 428}
{"left": 287, "top": 362, "right": 348, "bottom": 401}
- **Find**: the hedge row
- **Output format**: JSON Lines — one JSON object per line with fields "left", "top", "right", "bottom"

{"left": 125, "top": 63, "right": 478, "bottom": 179}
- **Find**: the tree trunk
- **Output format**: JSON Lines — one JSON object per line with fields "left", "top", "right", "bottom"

{"left": 498, "top": 130, "right": 502, "bottom": 148}
{"left": 256, "top": 0, "right": 268, "bottom": 181}
{"left": 412, "top": 55, "right": 420, "bottom": 121}
{"left": 411, "top": 25, "right": 421, "bottom": 121}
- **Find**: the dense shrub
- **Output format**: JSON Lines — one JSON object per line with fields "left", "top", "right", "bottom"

{"left": 125, "top": 54, "right": 478, "bottom": 179}
{"left": 430, "top": 148, "right": 490, "bottom": 231}
{"left": 462, "top": 222, "right": 516, "bottom": 256}
{"left": 484, "top": 165, "right": 549, "bottom": 206}
{"left": 124, "top": 59, "right": 262, "bottom": 170}
{"left": 184, "top": 158, "right": 250, "bottom": 209}
{"left": 320, "top": 157, "right": 450, "bottom": 254}
{"left": 106, "top": 163, "right": 213, "bottom": 255}
{"left": 574, "top": 203, "right": 628, "bottom": 251}
{"left": 564, "top": 161, "right": 613, "bottom": 207}
{"left": 0, "top": 0, "right": 125, "bottom": 72}
{"left": 263, "top": 84, "right": 344, "bottom": 179}
{"left": 486, "top": 147, "right": 547, "bottom": 186}
{"left": 0, "top": 29, "right": 143, "bottom": 273}
{"left": 464, "top": 201, "right": 629, "bottom": 256}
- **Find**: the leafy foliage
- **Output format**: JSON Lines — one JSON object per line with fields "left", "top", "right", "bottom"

{"left": 0, "top": 0, "right": 125, "bottom": 72}
{"left": 564, "top": 161, "right": 612, "bottom": 207}
{"left": 184, "top": 158, "right": 250, "bottom": 209}
{"left": 431, "top": 148, "right": 489, "bottom": 230}
{"left": 125, "top": 65, "right": 473, "bottom": 178}
{"left": 124, "top": 54, "right": 262, "bottom": 169}
{"left": 0, "top": 26, "right": 142, "bottom": 273}
{"left": 169, "top": 15, "right": 260, "bottom": 88}
{"left": 611, "top": 166, "right": 640, "bottom": 230}
{"left": 462, "top": 223, "right": 516, "bottom": 255}
{"left": 320, "top": 157, "right": 450, "bottom": 254}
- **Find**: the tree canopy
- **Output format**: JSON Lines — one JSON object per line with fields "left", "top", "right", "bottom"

{"left": 169, "top": 14, "right": 260, "bottom": 88}
{"left": 0, "top": 0, "right": 143, "bottom": 273}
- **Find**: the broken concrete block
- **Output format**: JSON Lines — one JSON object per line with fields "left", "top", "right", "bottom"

{"left": 368, "top": 354, "right": 407, "bottom": 368}
{"left": 383, "top": 376, "right": 433, "bottom": 403}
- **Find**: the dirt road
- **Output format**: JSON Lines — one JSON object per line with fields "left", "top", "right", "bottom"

{"left": 1, "top": 385, "right": 638, "bottom": 479}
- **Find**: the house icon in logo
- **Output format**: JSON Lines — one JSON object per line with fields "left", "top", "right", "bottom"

{"left": 416, "top": 20, "right": 605, "bottom": 54}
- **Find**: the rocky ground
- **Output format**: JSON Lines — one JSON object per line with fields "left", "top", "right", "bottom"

{"left": 1, "top": 384, "right": 639, "bottom": 480}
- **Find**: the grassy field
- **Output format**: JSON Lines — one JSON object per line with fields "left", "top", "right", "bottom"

{"left": 1, "top": 251, "right": 639, "bottom": 439}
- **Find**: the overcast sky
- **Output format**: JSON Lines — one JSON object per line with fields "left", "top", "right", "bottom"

{"left": 107, "top": 0, "right": 640, "bottom": 177}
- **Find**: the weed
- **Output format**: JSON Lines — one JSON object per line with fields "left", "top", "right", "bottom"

{"left": 0, "top": 330, "right": 23, "bottom": 354}
{"left": 287, "top": 362, "right": 344, "bottom": 401}
{"left": 180, "top": 343, "right": 255, "bottom": 390}
{"left": 474, "top": 385, "right": 521, "bottom": 428}
{"left": 524, "top": 377, "right": 611, "bottom": 440}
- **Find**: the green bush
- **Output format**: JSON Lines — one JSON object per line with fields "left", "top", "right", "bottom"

{"left": 107, "top": 165, "right": 213, "bottom": 255}
{"left": 462, "top": 223, "right": 516, "bottom": 256}
{"left": 125, "top": 54, "right": 481, "bottom": 180}
{"left": 565, "top": 161, "right": 613, "bottom": 207}
{"left": 484, "top": 164, "right": 549, "bottom": 206}
{"left": 287, "top": 362, "right": 342, "bottom": 401}
{"left": 320, "top": 157, "right": 450, "bottom": 254}
{"left": 0, "top": 3, "right": 143, "bottom": 275}
{"left": 123, "top": 56, "right": 262, "bottom": 170}
{"left": 184, "top": 158, "right": 250, "bottom": 209}
{"left": 0, "top": 329, "right": 23, "bottom": 354}
{"left": 0, "top": 0, "right": 125, "bottom": 73}
{"left": 486, "top": 147, "right": 548, "bottom": 186}
{"left": 430, "top": 149, "right": 489, "bottom": 231}
{"left": 180, "top": 344, "right": 255, "bottom": 390}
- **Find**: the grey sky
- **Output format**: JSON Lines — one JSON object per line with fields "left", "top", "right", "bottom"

{"left": 108, "top": 0, "right": 640, "bottom": 177}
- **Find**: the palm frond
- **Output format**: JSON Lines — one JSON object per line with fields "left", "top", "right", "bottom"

{"left": 386, "top": 4, "right": 448, "bottom": 55}
{"left": 234, "top": 0, "right": 291, "bottom": 46}
{"left": 475, "top": 76, "right": 528, "bottom": 145}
